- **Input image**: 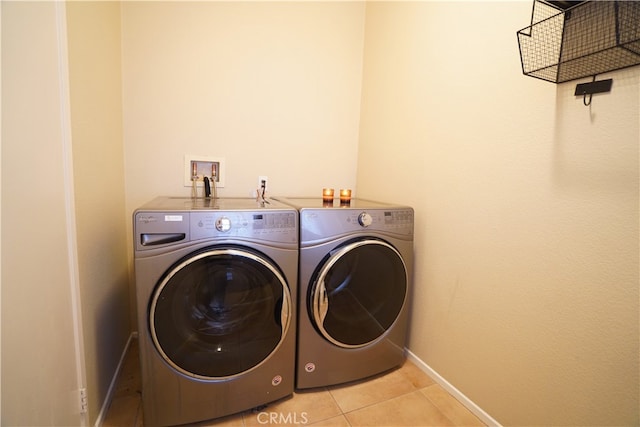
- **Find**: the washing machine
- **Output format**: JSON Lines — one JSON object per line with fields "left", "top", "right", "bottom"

{"left": 273, "top": 197, "right": 414, "bottom": 389}
{"left": 133, "top": 197, "right": 298, "bottom": 426}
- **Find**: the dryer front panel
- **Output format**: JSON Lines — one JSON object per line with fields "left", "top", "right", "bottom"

{"left": 149, "top": 247, "right": 291, "bottom": 380}
{"left": 309, "top": 238, "right": 407, "bottom": 348}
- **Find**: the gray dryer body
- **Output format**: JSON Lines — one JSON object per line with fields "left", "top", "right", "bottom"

{"left": 274, "top": 197, "right": 414, "bottom": 389}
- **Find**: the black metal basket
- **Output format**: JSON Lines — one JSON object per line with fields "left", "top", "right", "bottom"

{"left": 517, "top": 1, "right": 640, "bottom": 83}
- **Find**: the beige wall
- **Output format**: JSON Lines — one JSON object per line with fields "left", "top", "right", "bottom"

{"left": 121, "top": 1, "right": 366, "bottom": 213}
{"left": 357, "top": 2, "right": 639, "bottom": 426}
{"left": 2, "top": 2, "right": 130, "bottom": 425}
{"left": 1, "top": 2, "right": 83, "bottom": 425}
{"left": 66, "top": 2, "right": 130, "bottom": 425}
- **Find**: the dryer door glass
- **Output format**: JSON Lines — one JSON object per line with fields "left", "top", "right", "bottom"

{"left": 150, "top": 248, "right": 291, "bottom": 379}
{"left": 310, "top": 239, "right": 407, "bottom": 348}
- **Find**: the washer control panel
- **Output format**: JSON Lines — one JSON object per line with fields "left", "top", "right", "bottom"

{"left": 135, "top": 210, "right": 297, "bottom": 250}
{"left": 191, "top": 211, "right": 297, "bottom": 242}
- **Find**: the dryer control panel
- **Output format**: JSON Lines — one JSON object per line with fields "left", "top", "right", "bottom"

{"left": 299, "top": 208, "right": 414, "bottom": 244}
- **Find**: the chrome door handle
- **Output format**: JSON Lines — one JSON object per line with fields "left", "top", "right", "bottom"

{"left": 313, "top": 280, "right": 329, "bottom": 326}
{"left": 281, "top": 291, "right": 290, "bottom": 328}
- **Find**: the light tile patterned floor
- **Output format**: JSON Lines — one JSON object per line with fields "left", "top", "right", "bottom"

{"left": 103, "top": 339, "right": 485, "bottom": 427}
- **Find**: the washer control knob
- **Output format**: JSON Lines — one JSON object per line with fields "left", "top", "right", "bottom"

{"left": 215, "top": 216, "right": 231, "bottom": 232}
{"left": 358, "top": 212, "right": 373, "bottom": 227}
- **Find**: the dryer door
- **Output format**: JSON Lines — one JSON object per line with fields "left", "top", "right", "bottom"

{"left": 149, "top": 247, "right": 291, "bottom": 380}
{"left": 310, "top": 239, "right": 407, "bottom": 348}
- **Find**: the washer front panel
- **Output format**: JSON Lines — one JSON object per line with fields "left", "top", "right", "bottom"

{"left": 309, "top": 239, "right": 407, "bottom": 348}
{"left": 149, "top": 247, "right": 291, "bottom": 380}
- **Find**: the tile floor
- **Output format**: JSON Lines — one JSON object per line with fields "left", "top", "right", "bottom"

{"left": 103, "top": 339, "right": 485, "bottom": 427}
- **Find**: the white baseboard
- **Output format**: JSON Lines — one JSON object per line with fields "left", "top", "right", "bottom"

{"left": 405, "top": 349, "right": 502, "bottom": 427}
{"left": 94, "top": 332, "right": 138, "bottom": 427}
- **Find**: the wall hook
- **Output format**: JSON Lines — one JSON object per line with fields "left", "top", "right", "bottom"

{"left": 574, "top": 75, "right": 612, "bottom": 106}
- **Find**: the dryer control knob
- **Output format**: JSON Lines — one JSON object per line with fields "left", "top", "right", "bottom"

{"left": 215, "top": 216, "right": 232, "bottom": 232}
{"left": 358, "top": 212, "right": 373, "bottom": 227}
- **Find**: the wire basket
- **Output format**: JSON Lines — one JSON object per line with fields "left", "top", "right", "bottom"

{"left": 517, "top": 1, "right": 640, "bottom": 83}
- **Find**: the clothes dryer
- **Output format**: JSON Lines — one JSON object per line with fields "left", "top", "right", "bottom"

{"left": 273, "top": 197, "right": 413, "bottom": 389}
{"left": 133, "top": 197, "right": 298, "bottom": 426}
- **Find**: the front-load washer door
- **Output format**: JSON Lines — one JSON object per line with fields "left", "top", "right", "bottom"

{"left": 309, "top": 238, "right": 407, "bottom": 348}
{"left": 149, "top": 247, "right": 291, "bottom": 380}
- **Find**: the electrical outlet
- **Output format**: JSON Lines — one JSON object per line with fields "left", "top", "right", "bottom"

{"left": 184, "top": 155, "right": 226, "bottom": 187}
{"left": 79, "top": 388, "right": 88, "bottom": 414}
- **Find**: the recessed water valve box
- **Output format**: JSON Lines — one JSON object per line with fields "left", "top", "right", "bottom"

{"left": 184, "top": 155, "right": 226, "bottom": 187}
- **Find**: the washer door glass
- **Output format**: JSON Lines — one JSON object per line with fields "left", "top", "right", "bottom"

{"left": 310, "top": 239, "right": 407, "bottom": 348}
{"left": 150, "top": 247, "right": 290, "bottom": 379}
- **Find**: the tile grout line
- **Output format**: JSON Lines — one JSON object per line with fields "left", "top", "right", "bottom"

{"left": 328, "top": 372, "right": 439, "bottom": 423}
{"left": 420, "top": 384, "right": 460, "bottom": 427}
{"left": 406, "top": 350, "right": 501, "bottom": 427}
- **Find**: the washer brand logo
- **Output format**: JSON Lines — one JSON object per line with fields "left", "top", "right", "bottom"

{"left": 257, "top": 412, "right": 308, "bottom": 425}
{"left": 271, "top": 375, "right": 283, "bottom": 386}
{"left": 138, "top": 216, "right": 157, "bottom": 224}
